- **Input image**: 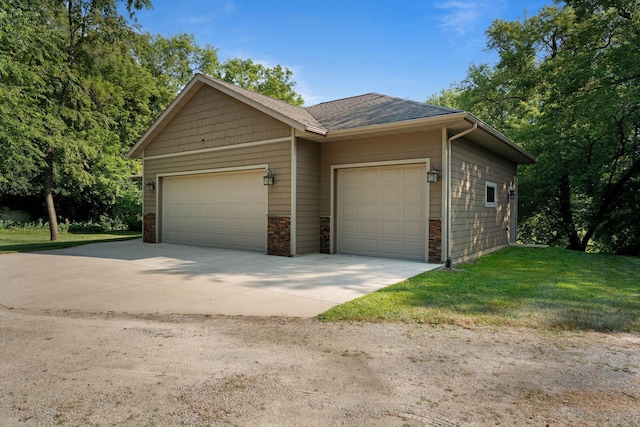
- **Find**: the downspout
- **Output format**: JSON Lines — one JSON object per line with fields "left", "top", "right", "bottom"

{"left": 445, "top": 122, "right": 477, "bottom": 268}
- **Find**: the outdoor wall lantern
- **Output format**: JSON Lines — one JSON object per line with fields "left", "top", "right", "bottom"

{"left": 426, "top": 165, "right": 439, "bottom": 183}
{"left": 508, "top": 185, "right": 516, "bottom": 199}
{"left": 263, "top": 168, "right": 275, "bottom": 186}
{"left": 145, "top": 179, "right": 155, "bottom": 192}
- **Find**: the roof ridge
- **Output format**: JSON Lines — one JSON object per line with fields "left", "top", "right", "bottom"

{"left": 306, "top": 93, "right": 383, "bottom": 108}
{"left": 371, "top": 92, "right": 462, "bottom": 113}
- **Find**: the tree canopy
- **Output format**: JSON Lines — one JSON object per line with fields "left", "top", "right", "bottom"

{"left": 0, "top": 0, "right": 304, "bottom": 239}
{"left": 427, "top": 0, "right": 640, "bottom": 255}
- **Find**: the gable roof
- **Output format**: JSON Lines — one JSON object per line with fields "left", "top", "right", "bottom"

{"left": 128, "top": 73, "right": 536, "bottom": 164}
{"left": 307, "top": 93, "right": 462, "bottom": 130}
{"left": 209, "top": 76, "right": 327, "bottom": 135}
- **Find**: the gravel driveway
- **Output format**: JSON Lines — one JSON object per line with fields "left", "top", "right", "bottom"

{"left": 1, "top": 308, "right": 638, "bottom": 426}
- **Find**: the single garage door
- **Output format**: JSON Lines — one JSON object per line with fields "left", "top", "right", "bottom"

{"left": 162, "top": 170, "right": 266, "bottom": 251}
{"left": 337, "top": 164, "right": 427, "bottom": 261}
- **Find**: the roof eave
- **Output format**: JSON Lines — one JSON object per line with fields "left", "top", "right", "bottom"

{"left": 320, "top": 112, "right": 470, "bottom": 140}
{"left": 465, "top": 114, "right": 538, "bottom": 164}
{"left": 127, "top": 75, "right": 206, "bottom": 159}
{"left": 198, "top": 75, "right": 325, "bottom": 135}
{"left": 127, "top": 74, "right": 327, "bottom": 159}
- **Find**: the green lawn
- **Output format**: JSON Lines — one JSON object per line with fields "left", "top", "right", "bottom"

{"left": 0, "top": 230, "right": 141, "bottom": 254}
{"left": 319, "top": 247, "right": 640, "bottom": 332}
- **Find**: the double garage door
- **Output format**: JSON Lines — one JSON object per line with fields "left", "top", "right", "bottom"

{"left": 162, "top": 170, "right": 266, "bottom": 251}
{"left": 337, "top": 164, "right": 427, "bottom": 261}
{"left": 160, "top": 164, "right": 427, "bottom": 261}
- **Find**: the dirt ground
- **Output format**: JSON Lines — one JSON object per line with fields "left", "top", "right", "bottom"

{"left": 0, "top": 307, "right": 638, "bottom": 426}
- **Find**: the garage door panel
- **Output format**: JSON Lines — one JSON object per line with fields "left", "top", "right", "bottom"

{"left": 361, "top": 220, "right": 379, "bottom": 234}
{"left": 403, "top": 221, "right": 423, "bottom": 236}
{"left": 404, "top": 204, "right": 423, "bottom": 220}
{"left": 359, "top": 237, "right": 378, "bottom": 253}
{"left": 162, "top": 170, "right": 266, "bottom": 252}
{"left": 404, "top": 184, "right": 424, "bottom": 199}
{"left": 381, "top": 220, "right": 400, "bottom": 235}
{"left": 381, "top": 204, "right": 401, "bottom": 218}
{"left": 337, "top": 164, "right": 427, "bottom": 261}
{"left": 361, "top": 204, "right": 379, "bottom": 218}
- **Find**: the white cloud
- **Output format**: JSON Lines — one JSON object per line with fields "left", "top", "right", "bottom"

{"left": 435, "top": 0, "right": 506, "bottom": 36}
{"left": 221, "top": 1, "right": 236, "bottom": 13}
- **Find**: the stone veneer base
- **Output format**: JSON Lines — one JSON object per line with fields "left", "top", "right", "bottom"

{"left": 429, "top": 219, "right": 442, "bottom": 263}
{"left": 143, "top": 213, "right": 156, "bottom": 243}
{"left": 320, "top": 216, "right": 331, "bottom": 254}
{"left": 267, "top": 215, "right": 291, "bottom": 256}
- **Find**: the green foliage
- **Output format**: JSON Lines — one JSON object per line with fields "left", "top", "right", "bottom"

{"left": 0, "top": 218, "right": 135, "bottom": 233}
{"left": 0, "top": 0, "right": 305, "bottom": 236}
{"left": 215, "top": 58, "right": 304, "bottom": 106}
{"left": 134, "top": 34, "right": 304, "bottom": 105}
{"left": 319, "top": 247, "right": 640, "bottom": 332}
{"left": 433, "top": 2, "right": 640, "bottom": 254}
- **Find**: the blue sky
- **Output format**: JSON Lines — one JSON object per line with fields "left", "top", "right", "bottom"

{"left": 130, "top": 0, "right": 549, "bottom": 106}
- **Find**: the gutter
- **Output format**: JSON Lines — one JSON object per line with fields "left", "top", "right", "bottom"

{"left": 304, "top": 125, "right": 328, "bottom": 136}
{"left": 444, "top": 121, "right": 477, "bottom": 268}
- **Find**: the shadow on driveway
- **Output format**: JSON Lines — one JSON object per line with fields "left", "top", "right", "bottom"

{"left": 0, "top": 239, "right": 440, "bottom": 317}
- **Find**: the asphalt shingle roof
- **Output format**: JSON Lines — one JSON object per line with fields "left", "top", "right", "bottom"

{"left": 203, "top": 75, "right": 462, "bottom": 134}
{"left": 201, "top": 75, "right": 327, "bottom": 133}
{"left": 130, "top": 74, "right": 536, "bottom": 164}
{"left": 306, "top": 93, "right": 462, "bottom": 131}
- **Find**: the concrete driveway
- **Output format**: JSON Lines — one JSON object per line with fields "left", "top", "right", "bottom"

{"left": 0, "top": 239, "right": 440, "bottom": 317}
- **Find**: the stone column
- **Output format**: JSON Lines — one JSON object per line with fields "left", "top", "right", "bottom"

{"left": 429, "top": 219, "right": 442, "bottom": 263}
{"left": 267, "top": 215, "right": 291, "bottom": 256}
{"left": 143, "top": 213, "right": 156, "bottom": 243}
{"left": 320, "top": 216, "right": 331, "bottom": 254}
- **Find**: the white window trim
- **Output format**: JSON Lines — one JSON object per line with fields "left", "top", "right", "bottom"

{"left": 485, "top": 181, "right": 498, "bottom": 208}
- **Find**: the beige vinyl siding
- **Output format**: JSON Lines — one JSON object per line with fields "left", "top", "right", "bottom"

{"left": 143, "top": 140, "right": 292, "bottom": 217}
{"left": 319, "top": 130, "right": 443, "bottom": 219}
{"left": 144, "top": 85, "right": 290, "bottom": 157}
{"left": 450, "top": 138, "right": 517, "bottom": 261}
{"left": 295, "top": 139, "right": 321, "bottom": 254}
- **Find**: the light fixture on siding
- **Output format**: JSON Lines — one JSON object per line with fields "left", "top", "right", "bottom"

{"left": 145, "top": 179, "right": 155, "bottom": 192}
{"left": 263, "top": 168, "right": 275, "bottom": 186}
{"left": 508, "top": 185, "right": 515, "bottom": 199}
{"left": 426, "top": 165, "right": 439, "bottom": 183}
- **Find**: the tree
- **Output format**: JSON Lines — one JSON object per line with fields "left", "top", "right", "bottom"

{"left": 0, "top": 0, "right": 152, "bottom": 240}
{"left": 215, "top": 58, "right": 304, "bottom": 106}
{"left": 134, "top": 35, "right": 304, "bottom": 106}
{"left": 1, "top": 1, "right": 306, "bottom": 240}
{"left": 431, "top": 2, "right": 640, "bottom": 254}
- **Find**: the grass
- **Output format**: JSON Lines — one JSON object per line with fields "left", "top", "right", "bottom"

{"left": 318, "top": 247, "right": 640, "bottom": 332}
{"left": 0, "top": 230, "right": 141, "bottom": 254}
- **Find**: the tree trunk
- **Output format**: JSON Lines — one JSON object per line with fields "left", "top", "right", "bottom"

{"left": 44, "top": 148, "right": 59, "bottom": 241}
{"left": 558, "top": 174, "right": 584, "bottom": 251}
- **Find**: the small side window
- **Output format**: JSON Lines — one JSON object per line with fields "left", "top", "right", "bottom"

{"left": 485, "top": 182, "right": 497, "bottom": 207}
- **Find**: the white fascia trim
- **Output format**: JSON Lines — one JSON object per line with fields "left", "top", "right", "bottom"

{"left": 128, "top": 76, "right": 203, "bottom": 158}
{"left": 466, "top": 113, "right": 538, "bottom": 163}
{"left": 201, "top": 75, "right": 319, "bottom": 135}
{"left": 143, "top": 136, "right": 291, "bottom": 160}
